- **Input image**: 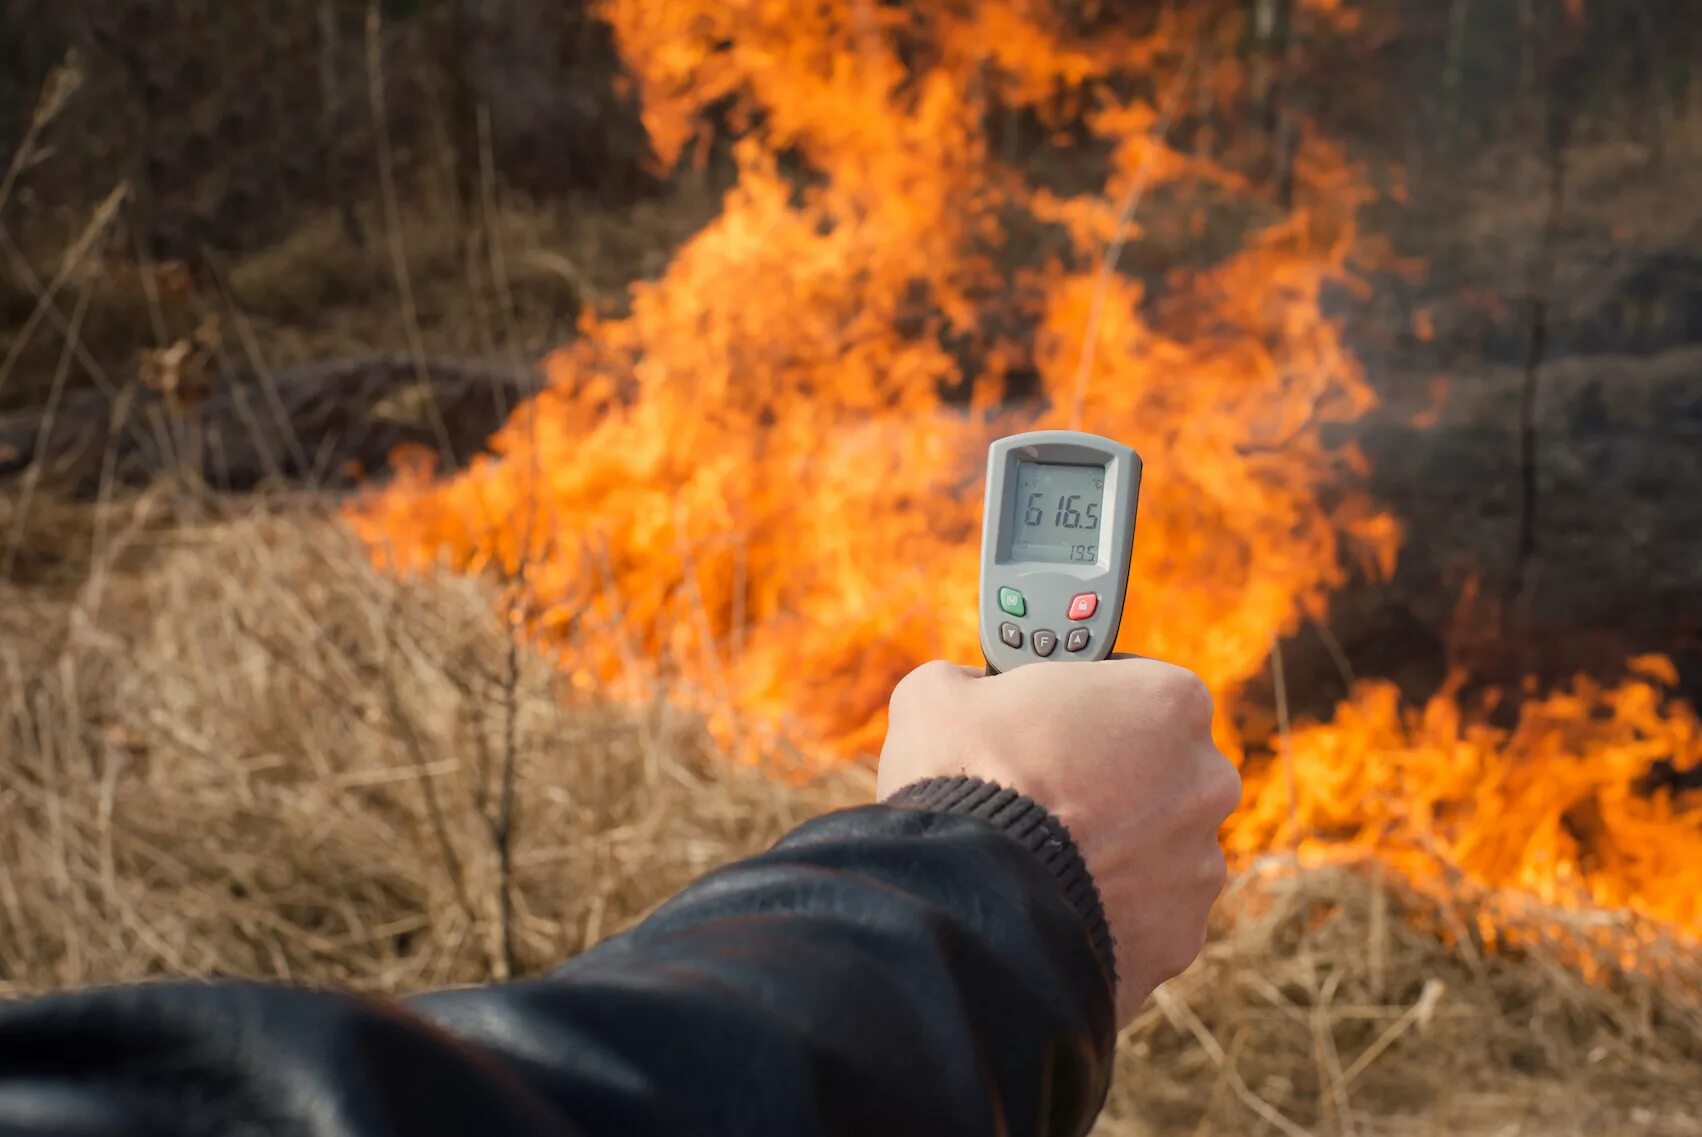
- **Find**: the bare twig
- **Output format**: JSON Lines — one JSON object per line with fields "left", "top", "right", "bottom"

{"left": 375, "top": 591, "right": 483, "bottom": 961}
{"left": 477, "top": 104, "right": 524, "bottom": 372}
{"left": 1308, "top": 615, "right": 1356, "bottom": 691}
{"left": 124, "top": 203, "right": 171, "bottom": 349}
{"left": 365, "top": 0, "right": 456, "bottom": 472}
{"left": 317, "top": 0, "right": 364, "bottom": 245}
{"left": 1341, "top": 979, "right": 1444, "bottom": 1087}
{"left": 489, "top": 595, "right": 524, "bottom": 980}
{"left": 0, "top": 53, "right": 84, "bottom": 218}
{"left": 1270, "top": 633, "right": 1298, "bottom": 853}
{"left": 0, "top": 226, "right": 114, "bottom": 393}
{"left": 0, "top": 184, "right": 127, "bottom": 400}
{"left": 1505, "top": 35, "right": 1578, "bottom": 633}
{"left": 197, "top": 245, "right": 313, "bottom": 483}
{"left": 1153, "top": 985, "right": 1316, "bottom": 1137}
{"left": 1307, "top": 966, "right": 1357, "bottom": 1136}
{"left": 4, "top": 271, "right": 94, "bottom": 579}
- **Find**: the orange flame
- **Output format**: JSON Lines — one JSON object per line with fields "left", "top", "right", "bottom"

{"left": 1235, "top": 659, "right": 1702, "bottom": 960}
{"left": 346, "top": 2, "right": 1701, "bottom": 953}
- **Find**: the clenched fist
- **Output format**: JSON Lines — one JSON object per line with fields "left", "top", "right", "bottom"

{"left": 877, "top": 657, "right": 1241, "bottom": 1026}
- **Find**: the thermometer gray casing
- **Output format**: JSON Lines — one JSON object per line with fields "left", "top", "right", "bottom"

{"left": 979, "top": 431, "right": 1142, "bottom": 673}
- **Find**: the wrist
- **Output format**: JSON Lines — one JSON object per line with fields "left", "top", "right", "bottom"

{"left": 886, "top": 776, "right": 1116, "bottom": 988}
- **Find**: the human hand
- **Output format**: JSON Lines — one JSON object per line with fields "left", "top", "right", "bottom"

{"left": 877, "top": 657, "right": 1241, "bottom": 1026}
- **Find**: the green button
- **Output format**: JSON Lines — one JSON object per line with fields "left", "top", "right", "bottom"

{"left": 998, "top": 587, "right": 1026, "bottom": 617}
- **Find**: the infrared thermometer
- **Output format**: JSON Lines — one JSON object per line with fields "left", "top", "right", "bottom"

{"left": 979, "top": 431, "right": 1142, "bottom": 673}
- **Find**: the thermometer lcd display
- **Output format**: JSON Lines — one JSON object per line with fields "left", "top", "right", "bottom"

{"left": 1009, "top": 461, "right": 1105, "bottom": 564}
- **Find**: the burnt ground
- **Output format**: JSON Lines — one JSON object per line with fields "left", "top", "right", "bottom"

{"left": 1270, "top": 345, "right": 1702, "bottom": 719}
{"left": 1250, "top": 123, "right": 1702, "bottom": 723}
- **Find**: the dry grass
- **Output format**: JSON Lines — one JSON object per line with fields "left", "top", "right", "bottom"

{"left": 1108, "top": 862, "right": 1702, "bottom": 1136}
{"left": 2, "top": 498, "right": 1699, "bottom": 1136}
{"left": 0, "top": 499, "right": 860, "bottom": 993}
{"left": 0, "top": 169, "right": 724, "bottom": 416}
{"left": 216, "top": 189, "right": 720, "bottom": 360}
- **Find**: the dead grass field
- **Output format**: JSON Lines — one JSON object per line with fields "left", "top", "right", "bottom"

{"left": 2, "top": 498, "right": 1698, "bottom": 1137}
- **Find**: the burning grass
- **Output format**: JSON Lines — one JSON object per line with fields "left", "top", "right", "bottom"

{"left": 349, "top": 1, "right": 1395, "bottom": 762}
{"left": 2, "top": 500, "right": 1699, "bottom": 1136}
{"left": 345, "top": 0, "right": 1702, "bottom": 962}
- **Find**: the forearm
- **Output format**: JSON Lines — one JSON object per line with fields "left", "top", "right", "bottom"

{"left": 0, "top": 785, "right": 1118, "bottom": 1137}
{"left": 417, "top": 783, "right": 1117, "bottom": 1137}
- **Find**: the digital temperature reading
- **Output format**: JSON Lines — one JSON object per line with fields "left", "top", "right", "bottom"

{"left": 1010, "top": 461, "right": 1105, "bottom": 564}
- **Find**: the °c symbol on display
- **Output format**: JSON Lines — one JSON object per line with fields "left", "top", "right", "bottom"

{"left": 1093, "top": 479, "right": 1103, "bottom": 489}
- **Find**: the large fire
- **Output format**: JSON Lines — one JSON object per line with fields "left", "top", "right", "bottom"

{"left": 347, "top": 2, "right": 1701, "bottom": 957}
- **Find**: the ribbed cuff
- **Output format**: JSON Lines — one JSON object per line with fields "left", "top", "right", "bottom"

{"left": 887, "top": 776, "right": 1116, "bottom": 987}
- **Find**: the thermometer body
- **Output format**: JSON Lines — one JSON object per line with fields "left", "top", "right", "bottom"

{"left": 978, "top": 431, "right": 1142, "bottom": 673}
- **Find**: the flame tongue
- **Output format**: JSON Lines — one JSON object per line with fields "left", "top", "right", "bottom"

{"left": 347, "top": 2, "right": 1701, "bottom": 954}
{"left": 1235, "top": 664, "right": 1702, "bottom": 959}
{"left": 352, "top": 4, "right": 1383, "bottom": 752}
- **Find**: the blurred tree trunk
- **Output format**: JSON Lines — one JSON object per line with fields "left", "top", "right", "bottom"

{"left": 1634, "top": 2, "right": 1666, "bottom": 170}
{"left": 1514, "top": 0, "right": 1536, "bottom": 101}
{"left": 89, "top": 4, "right": 161, "bottom": 260}
{"left": 1442, "top": 0, "right": 1469, "bottom": 137}
{"left": 438, "top": 0, "right": 481, "bottom": 231}
{"left": 318, "top": 0, "right": 363, "bottom": 244}
{"left": 1192, "top": 17, "right": 1221, "bottom": 163}
{"left": 1250, "top": 0, "right": 1276, "bottom": 119}
{"left": 1272, "top": 7, "right": 1298, "bottom": 209}
{"left": 1506, "top": 5, "right": 1586, "bottom": 627}
{"left": 1250, "top": 0, "right": 1296, "bottom": 207}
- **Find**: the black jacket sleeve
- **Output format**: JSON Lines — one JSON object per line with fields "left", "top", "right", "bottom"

{"left": 0, "top": 778, "right": 1118, "bottom": 1137}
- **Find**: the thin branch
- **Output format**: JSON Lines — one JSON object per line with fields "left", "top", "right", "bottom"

{"left": 365, "top": 0, "right": 456, "bottom": 471}
{"left": 485, "top": 372, "right": 549, "bottom": 980}
{"left": 195, "top": 246, "right": 315, "bottom": 483}
{"left": 1308, "top": 615, "right": 1356, "bottom": 691}
{"left": 0, "top": 226, "right": 114, "bottom": 394}
{"left": 1504, "top": 64, "right": 1574, "bottom": 631}
{"left": 1271, "top": 633, "right": 1298, "bottom": 854}
{"left": 0, "top": 184, "right": 127, "bottom": 400}
{"left": 0, "top": 53, "right": 84, "bottom": 218}
{"left": 1341, "top": 978, "right": 1445, "bottom": 1087}
{"left": 1152, "top": 985, "right": 1316, "bottom": 1137}
{"left": 491, "top": 597, "right": 523, "bottom": 980}
{"left": 375, "top": 595, "right": 483, "bottom": 960}
{"left": 4, "top": 270, "right": 94, "bottom": 579}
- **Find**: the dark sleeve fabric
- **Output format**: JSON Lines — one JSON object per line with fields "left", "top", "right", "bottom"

{"left": 0, "top": 778, "right": 1118, "bottom": 1137}
{"left": 885, "top": 776, "right": 1116, "bottom": 986}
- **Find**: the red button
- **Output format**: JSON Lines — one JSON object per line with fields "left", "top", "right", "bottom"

{"left": 1068, "top": 593, "right": 1098, "bottom": 620}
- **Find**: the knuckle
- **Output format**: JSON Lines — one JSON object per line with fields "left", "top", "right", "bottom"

{"left": 1183, "top": 748, "right": 1241, "bottom": 828}
{"left": 1204, "top": 753, "right": 1243, "bottom": 819}
{"left": 1202, "top": 845, "right": 1229, "bottom": 893}
{"left": 890, "top": 660, "right": 952, "bottom": 712}
{"left": 1156, "top": 666, "right": 1215, "bottom": 731}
